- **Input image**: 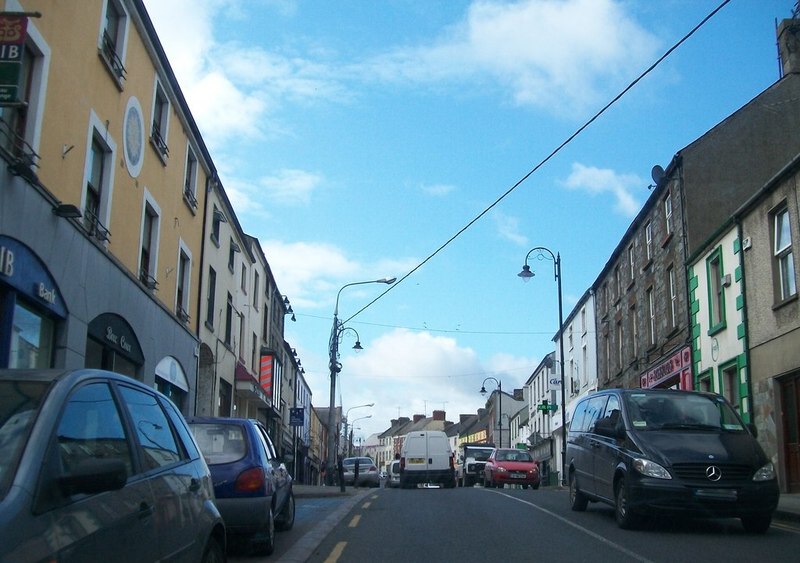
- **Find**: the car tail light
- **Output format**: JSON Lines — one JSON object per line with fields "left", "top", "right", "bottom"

{"left": 235, "top": 467, "right": 265, "bottom": 493}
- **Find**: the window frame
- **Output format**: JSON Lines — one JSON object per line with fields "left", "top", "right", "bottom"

{"left": 98, "top": 0, "right": 129, "bottom": 86}
{"left": 82, "top": 113, "right": 116, "bottom": 243}
{"left": 176, "top": 243, "right": 191, "bottom": 322}
{"left": 139, "top": 192, "right": 161, "bottom": 290}
{"left": 706, "top": 247, "right": 726, "bottom": 335}
{"left": 150, "top": 78, "right": 170, "bottom": 160}
{"left": 773, "top": 205, "right": 797, "bottom": 303}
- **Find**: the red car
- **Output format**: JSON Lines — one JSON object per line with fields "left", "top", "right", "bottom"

{"left": 483, "top": 448, "right": 540, "bottom": 489}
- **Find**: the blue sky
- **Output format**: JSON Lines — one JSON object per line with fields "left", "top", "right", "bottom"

{"left": 144, "top": 0, "right": 792, "bottom": 439}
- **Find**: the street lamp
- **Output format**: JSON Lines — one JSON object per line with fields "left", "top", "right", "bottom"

{"left": 326, "top": 277, "right": 396, "bottom": 485}
{"left": 348, "top": 414, "right": 372, "bottom": 456}
{"left": 519, "top": 246, "right": 566, "bottom": 486}
{"left": 343, "top": 403, "right": 374, "bottom": 458}
{"left": 479, "top": 377, "right": 502, "bottom": 448}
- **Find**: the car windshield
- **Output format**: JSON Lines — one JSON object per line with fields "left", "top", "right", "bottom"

{"left": 189, "top": 423, "right": 247, "bottom": 464}
{"left": 343, "top": 457, "right": 372, "bottom": 468}
{"left": 625, "top": 392, "right": 745, "bottom": 432}
{"left": 496, "top": 450, "right": 532, "bottom": 462}
{"left": 0, "top": 380, "right": 50, "bottom": 498}
{"left": 467, "top": 448, "right": 494, "bottom": 461}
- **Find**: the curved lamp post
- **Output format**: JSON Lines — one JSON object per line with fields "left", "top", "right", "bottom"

{"left": 348, "top": 414, "right": 372, "bottom": 457}
{"left": 326, "top": 277, "right": 396, "bottom": 485}
{"left": 343, "top": 403, "right": 374, "bottom": 458}
{"left": 519, "top": 246, "right": 566, "bottom": 486}
{"left": 479, "top": 377, "right": 502, "bottom": 448}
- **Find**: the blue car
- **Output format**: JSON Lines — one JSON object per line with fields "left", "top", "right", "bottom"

{"left": 188, "top": 417, "right": 294, "bottom": 555}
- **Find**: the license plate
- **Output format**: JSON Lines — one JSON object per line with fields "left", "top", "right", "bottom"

{"left": 511, "top": 473, "right": 527, "bottom": 479}
{"left": 409, "top": 458, "right": 425, "bottom": 464}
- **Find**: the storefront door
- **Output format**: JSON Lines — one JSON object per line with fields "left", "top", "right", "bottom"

{"left": 782, "top": 375, "right": 800, "bottom": 493}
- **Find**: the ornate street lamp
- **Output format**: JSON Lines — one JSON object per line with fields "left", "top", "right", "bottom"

{"left": 326, "top": 277, "right": 395, "bottom": 485}
{"left": 480, "top": 377, "right": 502, "bottom": 448}
{"left": 519, "top": 246, "right": 566, "bottom": 486}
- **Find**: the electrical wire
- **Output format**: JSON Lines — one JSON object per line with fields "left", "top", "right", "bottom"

{"left": 343, "top": 0, "right": 731, "bottom": 325}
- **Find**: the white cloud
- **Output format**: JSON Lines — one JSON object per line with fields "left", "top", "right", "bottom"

{"left": 563, "top": 162, "right": 642, "bottom": 216}
{"left": 257, "top": 169, "right": 324, "bottom": 205}
{"left": 421, "top": 183, "right": 457, "bottom": 197}
{"left": 362, "top": 0, "right": 659, "bottom": 116}
{"left": 491, "top": 210, "right": 528, "bottom": 246}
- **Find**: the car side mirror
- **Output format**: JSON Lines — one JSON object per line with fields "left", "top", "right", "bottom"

{"left": 58, "top": 458, "right": 127, "bottom": 496}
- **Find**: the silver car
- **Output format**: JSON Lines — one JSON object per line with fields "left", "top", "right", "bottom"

{"left": 0, "top": 369, "right": 226, "bottom": 562}
{"left": 342, "top": 456, "right": 380, "bottom": 487}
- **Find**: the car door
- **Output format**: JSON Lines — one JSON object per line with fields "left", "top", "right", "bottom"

{"left": 256, "top": 423, "right": 288, "bottom": 509}
{"left": 117, "top": 384, "right": 200, "bottom": 562}
{"left": 580, "top": 395, "right": 609, "bottom": 496}
{"left": 46, "top": 381, "right": 158, "bottom": 562}
{"left": 589, "top": 394, "right": 621, "bottom": 501}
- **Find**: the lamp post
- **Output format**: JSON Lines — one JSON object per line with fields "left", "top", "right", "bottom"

{"left": 343, "top": 403, "right": 374, "bottom": 457}
{"left": 479, "top": 377, "right": 502, "bottom": 448}
{"left": 519, "top": 246, "right": 566, "bottom": 486}
{"left": 326, "top": 277, "right": 396, "bottom": 485}
{"left": 348, "top": 414, "right": 372, "bottom": 456}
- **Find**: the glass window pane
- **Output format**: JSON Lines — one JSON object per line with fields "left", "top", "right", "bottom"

{"left": 9, "top": 302, "right": 53, "bottom": 369}
{"left": 119, "top": 386, "right": 182, "bottom": 470}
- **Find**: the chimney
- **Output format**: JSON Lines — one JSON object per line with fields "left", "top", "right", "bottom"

{"left": 432, "top": 410, "right": 445, "bottom": 421}
{"left": 778, "top": 18, "right": 800, "bottom": 76}
{"left": 398, "top": 417, "right": 410, "bottom": 425}
{"left": 390, "top": 419, "right": 398, "bottom": 427}
{"left": 478, "top": 408, "right": 486, "bottom": 418}
{"left": 413, "top": 414, "right": 425, "bottom": 423}
{"left": 460, "top": 414, "right": 472, "bottom": 424}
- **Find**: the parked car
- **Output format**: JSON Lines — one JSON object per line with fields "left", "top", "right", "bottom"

{"left": 567, "top": 388, "right": 780, "bottom": 532}
{"left": 400, "top": 430, "right": 455, "bottom": 488}
{"left": 342, "top": 456, "right": 380, "bottom": 487}
{"left": 0, "top": 369, "right": 226, "bottom": 563}
{"left": 388, "top": 459, "right": 401, "bottom": 488}
{"left": 187, "top": 417, "right": 294, "bottom": 555}
{"left": 483, "top": 448, "right": 541, "bottom": 489}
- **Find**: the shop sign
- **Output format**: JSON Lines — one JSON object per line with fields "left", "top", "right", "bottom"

{"left": 0, "top": 15, "right": 28, "bottom": 103}
{"left": 640, "top": 346, "right": 692, "bottom": 389}
{"left": 0, "top": 236, "right": 66, "bottom": 318}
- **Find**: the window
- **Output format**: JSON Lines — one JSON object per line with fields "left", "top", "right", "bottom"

{"left": 225, "top": 293, "right": 233, "bottom": 346}
{"left": 262, "top": 306, "right": 269, "bottom": 344}
{"left": 647, "top": 287, "right": 655, "bottom": 346}
{"left": 722, "top": 365, "right": 740, "bottom": 412}
{"left": 238, "top": 309, "right": 245, "bottom": 359}
{"left": 251, "top": 332, "right": 257, "bottom": 371}
{"left": 9, "top": 300, "right": 54, "bottom": 369}
{"left": 183, "top": 146, "right": 198, "bottom": 209}
{"left": 698, "top": 372, "right": 712, "bottom": 392}
{"left": 774, "top": 206, "right": 797, "bottom": 302}
{"left": 628, "top": 244, "right": 634, "bottom": 282}
{"left": 631, "top": 304, "right": 638, "bottom": 358}
{"left": 206, "top": 267, "right": 216, "bottom": 329}
{"left": 228, "top": 239, "right": 238, "bottom": 272}
{"left": 119, "top": 385, "right": 183, "bottom": 469}
{"left": 99, "top": 0, "right": 128, "bottom": 83}
{"left": 241, "top": 263, "right": 247, "bottom": 293}
{"left": 139, "top": 199, "right": 160, "bottom": 289}
{"left": 667, "top": 265, "right": 677, "bottom": 330}
{"left": 645, "top": 222, "right": 653, "bottom": 261}
{"left": 150, "top": 80, "right": 169, "bottom": 159}
{"left": 614, "top": 265, "right": 621, "bottom": 300}
{"left": 176, "top": 247, "right": 190, "bottom": 321}
{"left": 707, "top": 248, "right": 725, "bottom": 332}
{"left": 253, "top": 272, "right": 260, "bottom": 309}
{"left": 211, "top": 206, "right": 223, "bottom": 245}
{"left": 664, "top": 192, "right": 673, "bottom": 236}
{"left": 84, "top": 131, "right": 113, "bottom": 242}
{"left": 616, "top": 320, "right": 623, "bottom": 369}
{"left": 580, "top": 307, "right": 586, "bottom": 335}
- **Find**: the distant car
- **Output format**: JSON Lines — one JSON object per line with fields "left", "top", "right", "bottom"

{"left": 188, "top": 416, "right": 294, "bottom": 555}
{"left": 483, "top": 448, "right": 541, "bottom": 489}
{"left": 342, "top": 456, "right": 380, "bottom": 487}
{"left": 0, "top": 369, "right": 226, "bottom": 563}
{"left": 388, "top": 459, "right": 401, "bottom": 488}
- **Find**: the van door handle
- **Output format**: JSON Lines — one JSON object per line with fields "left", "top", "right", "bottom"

{"left": 138, "top": 501, "right": 154, "bottom": 519}
{"left": 428, "top": 458, "right": 432, "bottom": 464}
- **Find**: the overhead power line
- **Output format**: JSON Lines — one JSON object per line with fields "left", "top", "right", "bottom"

{"left": 344, "top": 0, "right": 731, "bottom": 325}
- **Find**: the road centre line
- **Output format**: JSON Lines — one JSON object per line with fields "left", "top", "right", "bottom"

{"left": 348, "top": 514, "right": 362, "bottom": 527}
{"left": 492, "top": 490, "right": 655, "bottom": 563}
{"left": 323, "top": 541, "right": 347, "bottom": 563}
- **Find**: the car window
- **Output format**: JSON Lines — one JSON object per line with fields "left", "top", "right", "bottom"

{"left": 584, "top": 396, "right": 609, "bottom": 433}
{"left": 160, "top": 398, "right": 199, "bottom": 460}
{"left": 595, "top": 395, "right": 621, "bottom": 430}
{"left": 56, "top": 382, "right": 133, "bottom": 479}
{"left": 190, "top": 423, "right": 246, "bottom": 464}
{"left": 0, "top": 380, "right": 50, "bottom": 498}
{"left": 255, "top": 423, "right": 277, "bottom": 461}
{"left": 570, "top": 398, "right": 590, "bottom": 432}
{"left": 118, "top": 386, "right": 183, "bottom": 470}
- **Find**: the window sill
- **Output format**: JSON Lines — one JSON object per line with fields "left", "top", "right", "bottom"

{"left": 150, "top": 137, "right": 169, "bottom": 165}
{"left": 707, "top": 321, "right": 727, "bottom": 337}
{"left": 98, "top": 50, "right": 125, "bottom": 91}
{"left": 641, "top": 258, "right": 653, "bottom": 272}
{"left": 772, "top": 293, "right": 798, "bottom": 311}
{"left": 661, "top": 232, "right": 673, "bottom": 248}
{"left": 204, "top": 321, "right": 215, "bottom": 332}
{"left": 210, "top": 234, "right": 220, "bottom": 249}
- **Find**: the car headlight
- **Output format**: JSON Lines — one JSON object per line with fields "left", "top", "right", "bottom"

{"left": 633, "top": 458, "right": 671, "bottom": 479}
{"left": 753, "top": 462, "right": 776, "bottom": 482}
{"left": 496, "top": 466, "right": 508, "bottom": 473}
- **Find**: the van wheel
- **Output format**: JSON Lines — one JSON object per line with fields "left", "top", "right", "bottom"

{"left": 741, "top": 513, "right": 772, "bottom": 534}
{"left": 569, "top": 472, "right": 588, "bottom": 511}
{"left": 614, "top": 476, "right": 641, "bottom": 529}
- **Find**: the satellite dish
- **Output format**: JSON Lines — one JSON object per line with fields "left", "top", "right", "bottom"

{"left": 651, "top": 165, "right": 665, "bottom": 186}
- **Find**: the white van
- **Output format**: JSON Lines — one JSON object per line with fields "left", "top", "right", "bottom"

{"left": 400, "top": 430, "right": 455, "bottom": 488}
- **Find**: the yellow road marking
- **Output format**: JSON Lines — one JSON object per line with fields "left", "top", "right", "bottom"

{"left": 362, "top": 501, "right": 372, "bottom": 508}
{"left": 324, "top": 541, "right": 347, "bottom": 563}
{"left": 349, "top": 514, "right": 361, "bottom": 527}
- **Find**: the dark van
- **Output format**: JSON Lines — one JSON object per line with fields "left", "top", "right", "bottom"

{"left": 566, "top": 388, "right": 779, "bottom": 532}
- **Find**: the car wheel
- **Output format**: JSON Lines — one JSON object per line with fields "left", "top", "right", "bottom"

{"left": 569, "top": 472, "right": 588, "bottom": 511}
{"left": 201, "top": 536, "right": 224, "bottom": 563}
{"left": 614, "top": 476, "right": 641, "bottom": 530}
{"left": 252, "top": 505, "right": 275, "bottom": 555}
{"left": 741, "top": 513, "right": 772, "bottom": 534}
{"left": 276, "top": 490, "right": 295, "bottom": 531}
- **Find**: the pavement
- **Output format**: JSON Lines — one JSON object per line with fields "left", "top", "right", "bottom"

{"left": 292, "top": 484, "right": 800, "bottom": 523}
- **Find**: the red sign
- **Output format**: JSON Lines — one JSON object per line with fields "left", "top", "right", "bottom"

{"left": 640, "top": 346, "right": 691, "bottom": 389}
{"left": 259, "top": 354, "right": 274, "bottom": 397}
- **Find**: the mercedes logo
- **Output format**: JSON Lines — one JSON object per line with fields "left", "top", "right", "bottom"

{"left": 706, "top": 465, "right": 722, "bottom": 481}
